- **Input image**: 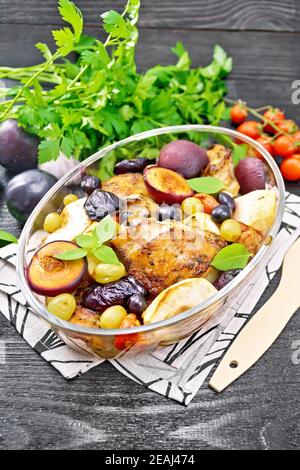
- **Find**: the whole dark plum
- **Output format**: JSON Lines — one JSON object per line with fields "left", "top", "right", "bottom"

{"left": 213, "top": 269, "right": 242, "bottom": 290}
{"left": 5, "top": 169, "right": 57, "bottom": 222}
{"left": 82, "top": 275, "right": 147, "bottom": 313}
{"left": 235, "top": 157, "right": 266, "bottom": 194}
{"left": 0, "top": 119, "right": 38, "bottom": 174}
{"left": 127, "top": 293, "right": 147, "bottom": 315}
{"left": 211, "top": 204, "right": 232, "bottom": 223}
{"left": 84, "top": 189, "right": 120, "bottom": 220}
{"left": 114, "top": 158, "right": 152, "bottom": 175}
{"left": 158, "top": 140, "right": 209, "bottom": 179}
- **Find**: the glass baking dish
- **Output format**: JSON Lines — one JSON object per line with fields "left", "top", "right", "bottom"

{"left": 17, "top": 125, "right": 285, "bottom": 358}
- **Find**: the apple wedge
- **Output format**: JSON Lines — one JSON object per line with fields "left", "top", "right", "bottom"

{"left": 142, "top": 278, "right": 217, "bottom": 324}
{"left": 233, "top": 189, "right": 276, "bottom": 233}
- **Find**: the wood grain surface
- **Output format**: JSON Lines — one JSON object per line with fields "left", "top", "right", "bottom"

{"left": 0, "top": 0, "right": 299, "bottom": 450}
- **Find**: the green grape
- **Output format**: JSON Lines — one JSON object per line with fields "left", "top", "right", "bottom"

{"left": 63, "top": 194, "right": 78, "bottom": 206}
{"left": 43, "top": 212, "right": 61, "bottom": 233}
{"left": 220, "top": 219, "right": 242, "bottom": 242}
{"left": 99, "top": 305, "right": 127, "bottom": 329}
{"left": 94, "top": 263, "right": 126, "bottom": 284}
{"left": 47, "top": 293, "right": 76, "bottom": 321}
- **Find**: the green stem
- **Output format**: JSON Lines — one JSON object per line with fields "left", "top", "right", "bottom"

{"left": 1, "top": 51, "right": 61, "bottom": 119}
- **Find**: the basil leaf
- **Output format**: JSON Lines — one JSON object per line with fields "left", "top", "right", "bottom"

{"left": 75, "top": 234, "right": 95, "bottom": 249}
{"left": 0, "top": 230, "right": 18, "bottom": 244}
{"left": 96, "top": 215, "right": 116, "bottom": 244}
{"left": 232, "top": 143, "right": 248, "bottom": 166}
{"left": 54, "top": 248, "right": 88, "bottom": 260}
{"left": 94, "top": 245, "right": 120, "bottom": 265}
{"left": 210, "top": 243, "right": 251, "bottom": 271}
{"left": 187, "top": 176, "right": 224, "bottom": 194}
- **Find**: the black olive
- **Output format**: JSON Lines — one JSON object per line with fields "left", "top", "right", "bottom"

{"left": 114, "top": 158, "right": 152, "bottom": 175}
{"left": 157, "top": 204, "right": 182, "bottom": 222}
{"left": 211, "top": 204, "right": 232, "bottom": 223}
{"left": 81, "top": 175, "right": 101, "bottom": 195}
{"left": 84, "top": 189, "right": 120, "bottom": 221}
{"left": 218, "top": 192, "right": 236, "bottom": 212}
{"left": 81, "top": 275, "right": 147, "bottom": 313}
{"left": 213, "top": 269, "right": 242, "bottom": 290}
{"left": 127, "top": 294, "right": 147, "bottom": 315}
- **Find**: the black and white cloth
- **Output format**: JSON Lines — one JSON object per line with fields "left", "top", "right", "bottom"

{"left": 0, "top": 191, "right": 299, "bottom": 405}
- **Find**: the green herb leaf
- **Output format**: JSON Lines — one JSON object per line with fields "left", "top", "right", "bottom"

{"left": 210, "top": 244, "right": 251, "bottom": 271}
{"left": 52, "top": 28, "right": 75, "bottom": 56}
{"left": 96, "top": 215, "right": 117, "bottom": 244}
{"left": 58, "top": 0, "right": 83, "bottom": 41}
{"left": 38, "top": 139, "right": 60, "bottom": 163}
{"left": 75, "top": 234, "right": 96, "bottom": 249}
{"left": 94, "top": 244, "right": 120, "bottom": 265}
{"left": 0, "top": 230, "right": 18, "bottom": 244}
{"left": 54, "top": 248, "right": 88, "bottom": 260}
{"left": 101, "top": 10, "right": 128, "bottom": 38}
{"left": 187, "top": 176, "right": 224, "bottom": 194}
{"left": 232, "top": 143, "right": 248, "bottom": 166}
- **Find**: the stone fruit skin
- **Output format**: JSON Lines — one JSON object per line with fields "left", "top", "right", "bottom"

{"left": 0, "top": 119, "right": 39, "bottom": 174}
{"left": 158, "top": 140, "right": 209, "bottom": 178}
{"left": 127, "top": 293, "right": 147, "bottom": 315}
{"left": 218, "top": 192, "right": 236, "bottom": 212}
{"left": 5, "top": 169, "right": 57, "bottom": 222}
{"left": 143, "top": 165, "right": 194, "bottom": 205}
{"left": 213, "top": 269, "right": 242, "bottom": 290}
{"left": 115, "top": 158, "right": 152, "bottom": 175}
{"left": 27, "top": 241, "right": 86, "bottom": 297}
{"left": 235, "top": 157, "right": 266, "bottom": 194}
{"left": 82, "top": 275, "right": 146, "bottom": 313}
{"left": 81, "top": 175, "right": 101, "bottom": 195}
{"left": 84, "top": 189, "right": 120, "bottom": 221}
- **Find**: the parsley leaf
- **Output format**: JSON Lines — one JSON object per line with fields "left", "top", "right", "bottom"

{"left": 58, "top": 0, "right": 83, "bottom": 41}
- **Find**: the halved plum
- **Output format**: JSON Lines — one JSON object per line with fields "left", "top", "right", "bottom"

{"left": 27, "top": 241, "right": 86, "bottom": 296}
{"left": 143, "top": 166, "right": 193, "bottom": 204}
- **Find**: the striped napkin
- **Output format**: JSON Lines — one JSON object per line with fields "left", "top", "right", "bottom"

{"left": 0, "top": 191, "right": 299, "bottom": 405}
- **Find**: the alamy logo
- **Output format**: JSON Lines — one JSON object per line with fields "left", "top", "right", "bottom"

{"left": 291, "top": 340, "right": 300, "bottom": 365}
{"left": 291, "top": 80, "right": 300, "bottom": 105}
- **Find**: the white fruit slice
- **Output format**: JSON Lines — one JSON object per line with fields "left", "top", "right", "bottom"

{"left": 233, "top": 189, "right": 276, "bottom": 233}
{"left": 184, "top": 212, "right": 220, "bottom": 236}
{"left": 45, "top": 197, "right": 91, "bottom": 243}
{"left": 143, "top": 278, "right": 217, "bottom": 324}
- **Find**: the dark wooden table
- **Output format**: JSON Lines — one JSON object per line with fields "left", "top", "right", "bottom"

{"left": 0, "top": 0, "right": 299, "bottom": 450}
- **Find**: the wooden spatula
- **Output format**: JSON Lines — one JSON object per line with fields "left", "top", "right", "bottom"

{"left": 209, "top": 235, "right": 300, "bottom": 393}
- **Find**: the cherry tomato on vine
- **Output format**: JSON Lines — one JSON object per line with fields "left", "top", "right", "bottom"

{"left": 255, "top": 136, "right": 275, "bottom": 157}
{"left": 263, "top": 108, "right": 285, "bottom": 134}
{"left": 273, "top": 135, "right": 297, "bottom": 158}
{"left": 230, "top": 103, "right": 248, "bottom": 125}
{"left": 293, "top": 130, "right": 300, "bottom": 150}
{"left": 276, "top": 119, "right": 298, "bottom": 134}
{"left": 236, "top": 121, "right": 261, "bottom": 140}
{"left": 280, "top": 155, "right": 300, "bottom": 181}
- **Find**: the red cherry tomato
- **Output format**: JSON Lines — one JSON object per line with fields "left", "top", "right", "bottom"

{"left": 230, "top": 103, "right": 248, "bottom": 125}
{"left": 280, "top": 155, "right": 300, "bottom": 181}
{"left": 263, "top": 108, "right": 285, "bottom": 134}
{"left": 293, "top": 130, "right": 300, "bottom": 150}
{"left": 255, "top": 136, "right": 275, "bottom": 157}
{"left": 236, "top": 121, "right": 261, "bottom": 140}
{"left": 273, "top": 135, "right": 297, "bottom": 158}
{"left": 276, "top": 119, "right": 298, "bottom": 134}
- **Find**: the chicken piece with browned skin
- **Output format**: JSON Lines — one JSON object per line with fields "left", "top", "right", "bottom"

{"left": 102, "top": 172, "right": 159, "bottom": 224}
{"left": 204, "top": 144, "right": 240, "bottom": 197}
{"left": 238, "top": 223, "right": 264, "bottom": 256}
{"left": 112, "top": 219, "right": 226, "bottom": 296}
{"left": 70, "top": 306, "right": 100, "bottom": 328}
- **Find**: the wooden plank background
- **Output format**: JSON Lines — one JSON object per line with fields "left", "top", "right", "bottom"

{"left": 0, "top": 0, "right": 299, "bottom": 450}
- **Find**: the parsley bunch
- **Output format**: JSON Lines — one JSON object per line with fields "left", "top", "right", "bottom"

{"left": 0, "top": 0, "right": 232, "bottom": 176}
